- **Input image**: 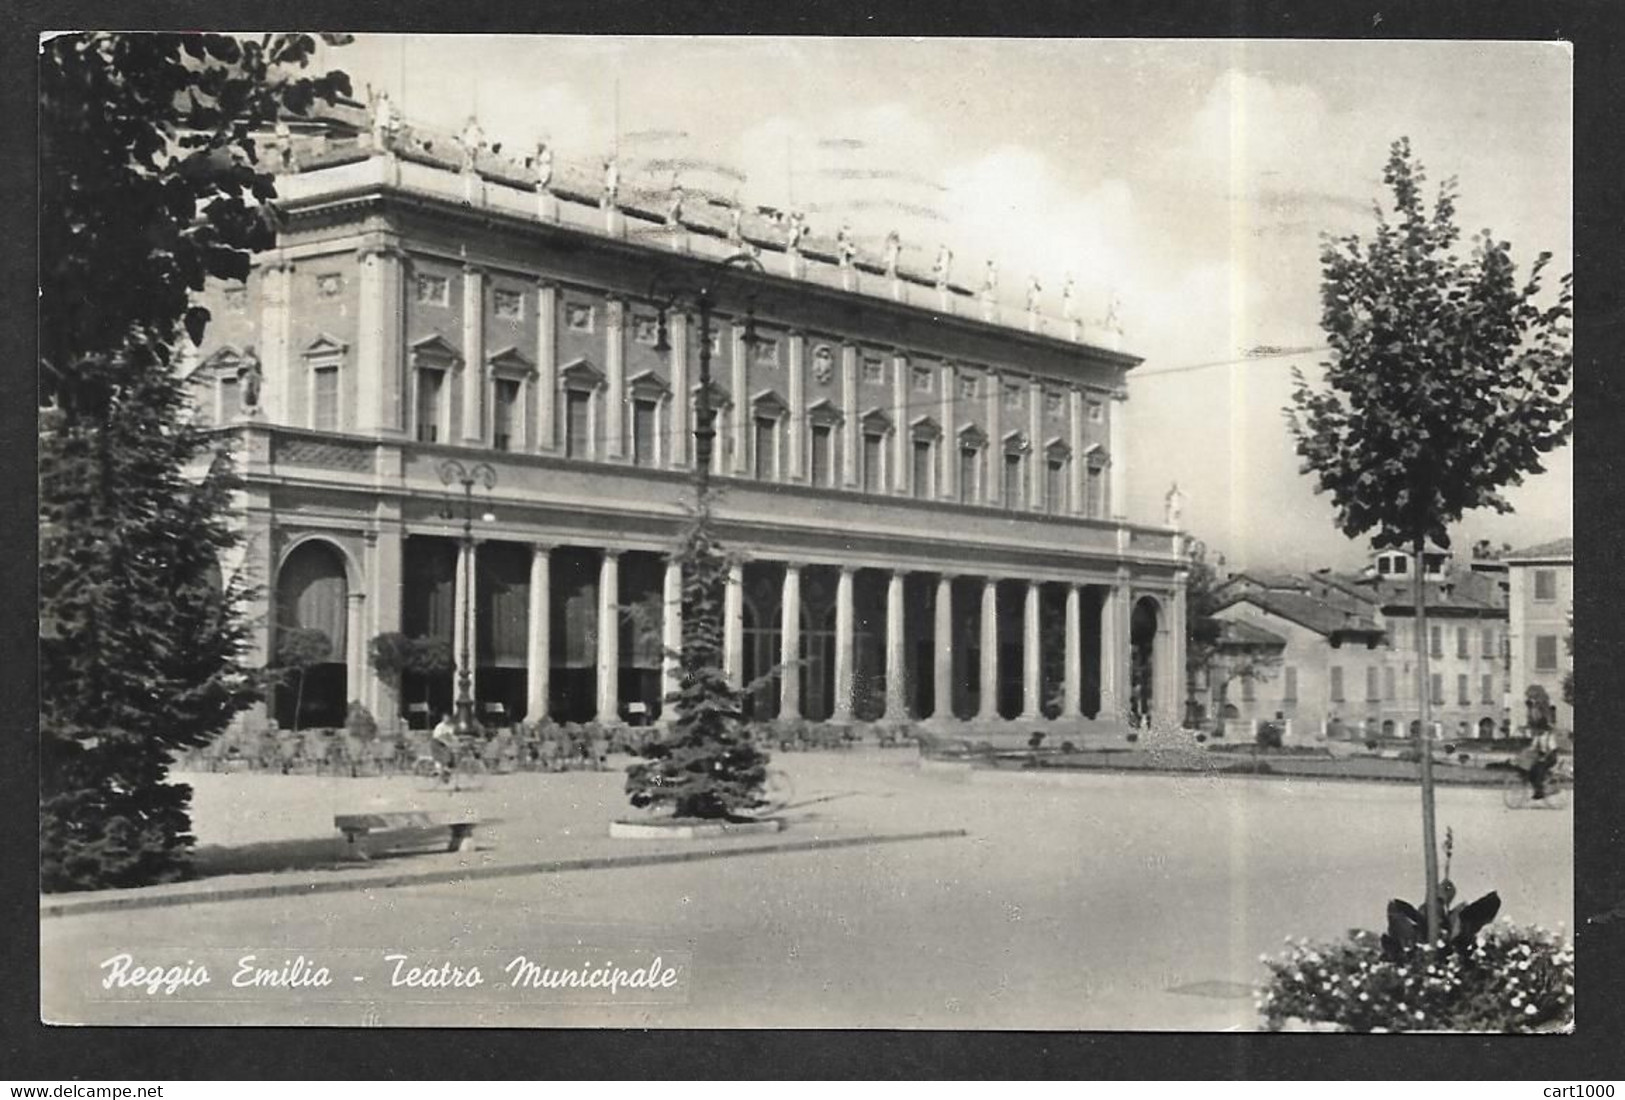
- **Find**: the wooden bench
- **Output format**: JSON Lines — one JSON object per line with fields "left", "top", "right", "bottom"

{"left": 333, "top": 809, "right": 480, "bottom": 861}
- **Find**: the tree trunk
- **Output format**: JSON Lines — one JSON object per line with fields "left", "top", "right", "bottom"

{"left": 1414, "top": 535, "right": 1442, "bottom": 944}
{"left": 292, "top": 668, "right": 306, "bottom": 734}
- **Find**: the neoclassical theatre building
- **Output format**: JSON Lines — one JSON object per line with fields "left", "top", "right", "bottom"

{"left": 189, "top": 105, "right": 1188, "bottom": 734}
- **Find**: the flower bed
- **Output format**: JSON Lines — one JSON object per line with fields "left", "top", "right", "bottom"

{"left": 1259, "top": 923, "right": 1573, "bottom": 1032}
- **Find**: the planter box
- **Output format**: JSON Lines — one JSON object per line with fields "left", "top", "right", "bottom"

{"left": 609, "top": 817, "right": 786, "bottom": 840}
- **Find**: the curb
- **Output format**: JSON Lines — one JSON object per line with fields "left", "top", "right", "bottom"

{"left": 40, "top": 827, "right": 970, "bottom": 920}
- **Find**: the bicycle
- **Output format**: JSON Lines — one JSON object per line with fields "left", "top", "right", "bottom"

{"left": 1503, "top": 759, "right": 1571, "bottom": 810}
{"left": 412, "top": 740, "right": 489, "bottom": 792}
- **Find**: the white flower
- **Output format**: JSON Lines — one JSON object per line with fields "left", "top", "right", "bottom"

{"left": 1359, "top": 992, "right": 1370, "bottom": 1002}
{"left": 1415, "top": 1010, "right": 1426, "bottom": 1020}
{"left": 1511, "top": 996, "right": 1524, "bottom": 1007}
{"left": 1525, "top": 1004, "right": 1538, "bottom": 1016}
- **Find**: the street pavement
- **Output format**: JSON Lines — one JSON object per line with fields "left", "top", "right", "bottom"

{"left": 40, "top": 751, "right": 1573, "bottom": 1029}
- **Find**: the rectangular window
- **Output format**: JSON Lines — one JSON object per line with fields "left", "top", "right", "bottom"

{"left": 217, "top": 375, "right": 238, "bottom": 421}
{"left": 911, "top": 366, "right": 933, "bottom": 393}
{"left": 1384, "top": 666, "right": 1396, "bottom": 701}
{"left": 1086, "top": 464, "right": 1104, "bottom": 517}
{"left": 1482, "top": 628, "right": 1495, "bottom": 657}
{"left": 1088, "top": 400, "right": 1103, "bottom": 423}
{"left": 1457, "top": 628, "right": 1469, "bottom": 658}
{"left": 1457, "top": 674, "right": 1470, "bottom": 705}
{"left": 632, "top": 400, "right": 657, "bottom": 467}
{"left": 959, "top": 447, "right": 980, "bottom": 504}
{"left": 811, "top": 424, "right": 833, "bottom": 487}
{"left": 912, "top": 439, "right": 933, "bottom": 499}
{"left": 1329, "top": 666, "right": 1344, "bottom": 703}
{"left": 1284, "top": 667, "right": 1299, "bottom": 702}
{"left": 861, "top": 433, "right": 884, "bottom": 493}
{"left": 1003, "top": 453, "right": 1024, "bottom": 510}
{"left": 754, "top": 416, "right": 777, "bottom": 480}
{"left": 1534, "top": 569, "right": 1557, "bottom": 601}
{"left": 312, "top": 365, "right": 339, "bottom": 431}
{"left": 492, "top": 377, "right": 521, "bottom": 452}
{"left": 1045, "top": 459, "right": 1065, "bottom": 513}
{"left": 1241, "top": 676, "right": 1255, "bottom": 702}
{"left": 565, "top": 390, "right": 591, "bottom": 459}
{"left": 1429, "top": 625, "right": 1442, "bottom": 658}
{"left": 862, "top": 357, "right": 885, "bottom": 385}
{"left": 1430, "top": 673, "right": 1444, "bottom": 705}
{"left": 1481, "top": 674, "right": 1494, "bottom": 704}
{"left": 415, "top": 368, "right": 443, "bottom": 443}
{"left": 1535, "top": 634, "right": 1559, "bottom": 671}
{"left": 1366, "top": 666, "right": 1379, "bottom": 701}
{"left": 1394, "top": 556, "right": 1410, "bottom": 576}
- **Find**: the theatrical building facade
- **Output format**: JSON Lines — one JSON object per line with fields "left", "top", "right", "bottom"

{"left": 187, "top": 104, "right": 1187, "bottom": 734}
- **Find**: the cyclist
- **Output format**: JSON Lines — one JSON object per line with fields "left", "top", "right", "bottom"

{"left": 430, "top": 713, "right": 458, "bottom": 782}
{"left": 1524, "top": 727, "right": 1559, "bottom": 800}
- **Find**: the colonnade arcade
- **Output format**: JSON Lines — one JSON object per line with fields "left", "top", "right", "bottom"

{"left": 271, "top": 532, "right": 1180, "bottom": 731}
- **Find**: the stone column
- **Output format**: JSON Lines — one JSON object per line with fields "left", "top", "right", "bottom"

{"left": 661, "top": 556, "right": 682, "bottom": 721}
{"left": 723, "top": 560, "right": 744, "bottom": 687}
{"left": 356, "top": 244, "right": 404, "bottom": 434}
{"left": 891, "top": 353, "right": 909, "bottom": 494}
{"left": 1166, "top": 582, "right": 1189, "bottom": 729}
{"left": 787, "top": 332, "right": 806, "bottom": 481}
{"left": 933, "top": 574, "right": 955, "bottom": 721}
{"left": 1109, "top": 394, "right": 1129, "bottom": 520}
{"left": 833, "top": 566, "right": 855, "bottom": 721}
{"left": 669, "top": 312, "right": 690, "bottom": 468}
{"left": 780, "top": 563, "right": 802, "bottom": 719}
{"left": 730, "top": 322, "right": 749, "bottom": 475}
{"left": 979, "top": 578, "right": 999, "bottom": 720}
{"left": 605, "top": 299, "right": 626, "bottom": 460}
{"left": 1020, "top": 581, "right": 1042, "bottom": 719}
{"left": 1101, "top": 575, "right": 1132, "bottom": 721}
{"left": 369, "top": 524, "right": 404, "bottom": 728}
{"left": 985, "top": 371, "right": 1003, "bottom": 505}
{"left": 526, "top": 544, "right": 551, "bottom": 722}
{"left": 536, "top": 281, "right": 558, "bottom": 451}
{"left": 595, "top": 549, "right": 621, "bottom": 723}
{"left": 1068, "top": 388, "right": 1086, "bottom": 514}
{"left": 939, "top": 363, "right": 957, "bottom": 500}
{"left": 346, "top": 591, "right": 367, "bottom": 709}
{"left": 884, "top": 569, "right": 907, "bottom": 718}
{"left": 840, "top": 344, "right": 859, "bottom": 487}
{"left": 257, "top": 258, "right": 293, "bottom": 426}
{"left": 1064, "top": 583, "right": 1082, "bottom": 718}
{"left": 453, "top": 540, "right": 477, "bottom": 702}
{"left": 1028, "top": 379, "right": 1045, "bottom": 510}
{"left": 460, "top": 265, "right": 484, "bottom": 444}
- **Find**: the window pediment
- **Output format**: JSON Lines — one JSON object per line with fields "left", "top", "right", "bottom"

{"left": 487, "top": 345, "right": 536, "bottom": 379}
{"left": 910, "top": 415, "right": 943, "bottom": 441}
{"left": 410, "top": 333, "right": 461, "bottom": 370}
{"left": 751, "top": 388, "right": 789, "bottom": 418}
{"left": 1084, "top": 443, "right": 1110, "bottom": 469}
{"left": 807, "top": 399, "right": 844, "bottom": 427}
{"left": 559, "top": 357, "right": 606, "bottom": 391}
{"left": 958, "top": 423, "right": 988, "bottom": 449}
{"left": 692, "top": 379, "right": 732, "bottom": 409}
{"left": 1044, "top": 437, "right": 1071, "bottom": 460}
{"left": 302, "top": 332, "right": 349, "bottom": 361}
{"left": 1003, "top": 430, "right": 1031, "bottom": 455}
{"left": 860, "top": 406, "right": 893, "bottom": 434}
{"left": 627, "top": 369, "right": 670, "bottom": 400}
{"left": 198, "top": 345, "right": 244, "bottom": 380}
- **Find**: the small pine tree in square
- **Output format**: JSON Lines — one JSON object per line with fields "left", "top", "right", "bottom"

{"left": 625, "top": 489, "right": 770, "bottom": 820}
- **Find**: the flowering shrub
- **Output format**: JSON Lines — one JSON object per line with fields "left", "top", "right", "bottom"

{"left": 1259, "top": 923, "right": 1574, "bottom": 1032}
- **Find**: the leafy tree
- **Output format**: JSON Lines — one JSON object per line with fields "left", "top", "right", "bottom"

{"left": 367, "top": 631, "right": 417, "bottom": 727}
{"left": 274, "top": 627, "right": 332, "bottom": 733}
{"left": 1285, "top": 138, "right": 1572, "bottom": 940}
{"left": 625, "top": 489, "right": 771, "bottom": 819}
{"left": 405, "top": 635, "right": 454, "bottom": 710}
{"left": 39, "top": 33, "right": 351, "bottom": 890}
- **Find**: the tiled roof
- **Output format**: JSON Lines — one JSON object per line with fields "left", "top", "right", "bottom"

{"left": 1217, "top": 589, "right": 1385, "bottom": 638}
{"left": 1506, "top": 537, "right": 1574, "bottom": 561}
{"left": 1213, "top": 619, "right": 1288, "bottom": 648}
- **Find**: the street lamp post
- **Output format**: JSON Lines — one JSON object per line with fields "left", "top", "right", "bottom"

{"left": 439, "top": 458, "right": 497, "bottom": 737}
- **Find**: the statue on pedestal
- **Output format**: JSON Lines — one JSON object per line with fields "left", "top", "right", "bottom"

{"left": 836, "top": 223, "right": 856, "bottom": 269}
{"left": 1025, "top": 275, "right": 1042, "bottom": 315}
{"left": 368, "top": 87, "right": 400, "bottom": 151}
{"left": 932, "top": 245, "right": 952, "bottom": 288}
{"left": 1105, "top": 290, "right": 1124, "bottom": 334}
{"left": 457, "top": 116, "right": 485, "bottom": 172}
{"left": 1164, "top": 482, "right": 1185, "bottom": 529}
{"left": 1061, "top": 274, "right": 1077, "bottom": 322}
{"left": 239, "top": 347, "right": 264, "bottom": 413}
{"left": 533, "top": 142, "right": 554, "bottom": 191}
{"left": 883, "top": 230, "right": 902, "bottom": 279}
{"left": 785, "top": 211, "right": 806, "bottom": 252}
{"left": 666, "top": 178, "right": 685, "bottom": 226}
{"left": 602, "top": 157, "right": 620, "bottom": 208}
{"left": 727, "top": 205, "right": 744, "bottom": 247}
{"left": 981, "top": 259, "right": 999, "bottom": 301}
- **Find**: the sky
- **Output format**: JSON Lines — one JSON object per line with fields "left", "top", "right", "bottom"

{"left": 323, "top": 35, "right": 1573, "bottom": 572}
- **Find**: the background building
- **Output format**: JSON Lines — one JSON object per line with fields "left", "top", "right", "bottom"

{"left": 1505, "top": 537, "right": 1574, "bottom": 733}
{"left": 1208, "top": 546, "right": 1510, "bottom": 742}
{"left": 187, "top": 102, "right": 1187, "bottom": 736}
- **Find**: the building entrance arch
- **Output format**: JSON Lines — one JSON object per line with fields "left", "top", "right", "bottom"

{"left": 274, "top": 538, "right": 350, "bottom": 728}
{"left": 1130, "top": 596, "right": 1160, "bottom": 727}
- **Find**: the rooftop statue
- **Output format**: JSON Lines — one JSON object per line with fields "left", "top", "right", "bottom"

{"left": 786, "top": 211, "right": 806, "bottom": 251}
{"left": 981, "top": 259, "right": 998, "bottom": 299}
{"left": 837, "top": 223, "right": 857, "bottom": 268}
{"left": 602, "top": 157, "right": 620, "bottom": 208}
{"left": 458, "top": 116, "right": 485, "bottom": 171}
{"left": 1025, "top": 275, "right": 1042, "bottom": 314}
{"left": 1060, "top": 274, "right": 1077, "bottom": 321}
{"left": 728, "top": 206, "right": 744, "bottom": 246}
{"left": 932, "top": 245, "right": 952, "bottom": 287}
{"left": 533, "top": 142, "right": 553, "bottom": 191}
{"left": 667, "top": 179, "right": 685, "bottom": 226}
{"left": 883, "top": 230, "right": 901, "bottom": 278}
{"left": 1105, "top": 290, "right": 1124, "bottom": 334}
{"left": 1164, "top": 482, "right": 1185, "bottom": 529}
{"left": 368, "top": 87, "right": 400, "bottom": 149}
